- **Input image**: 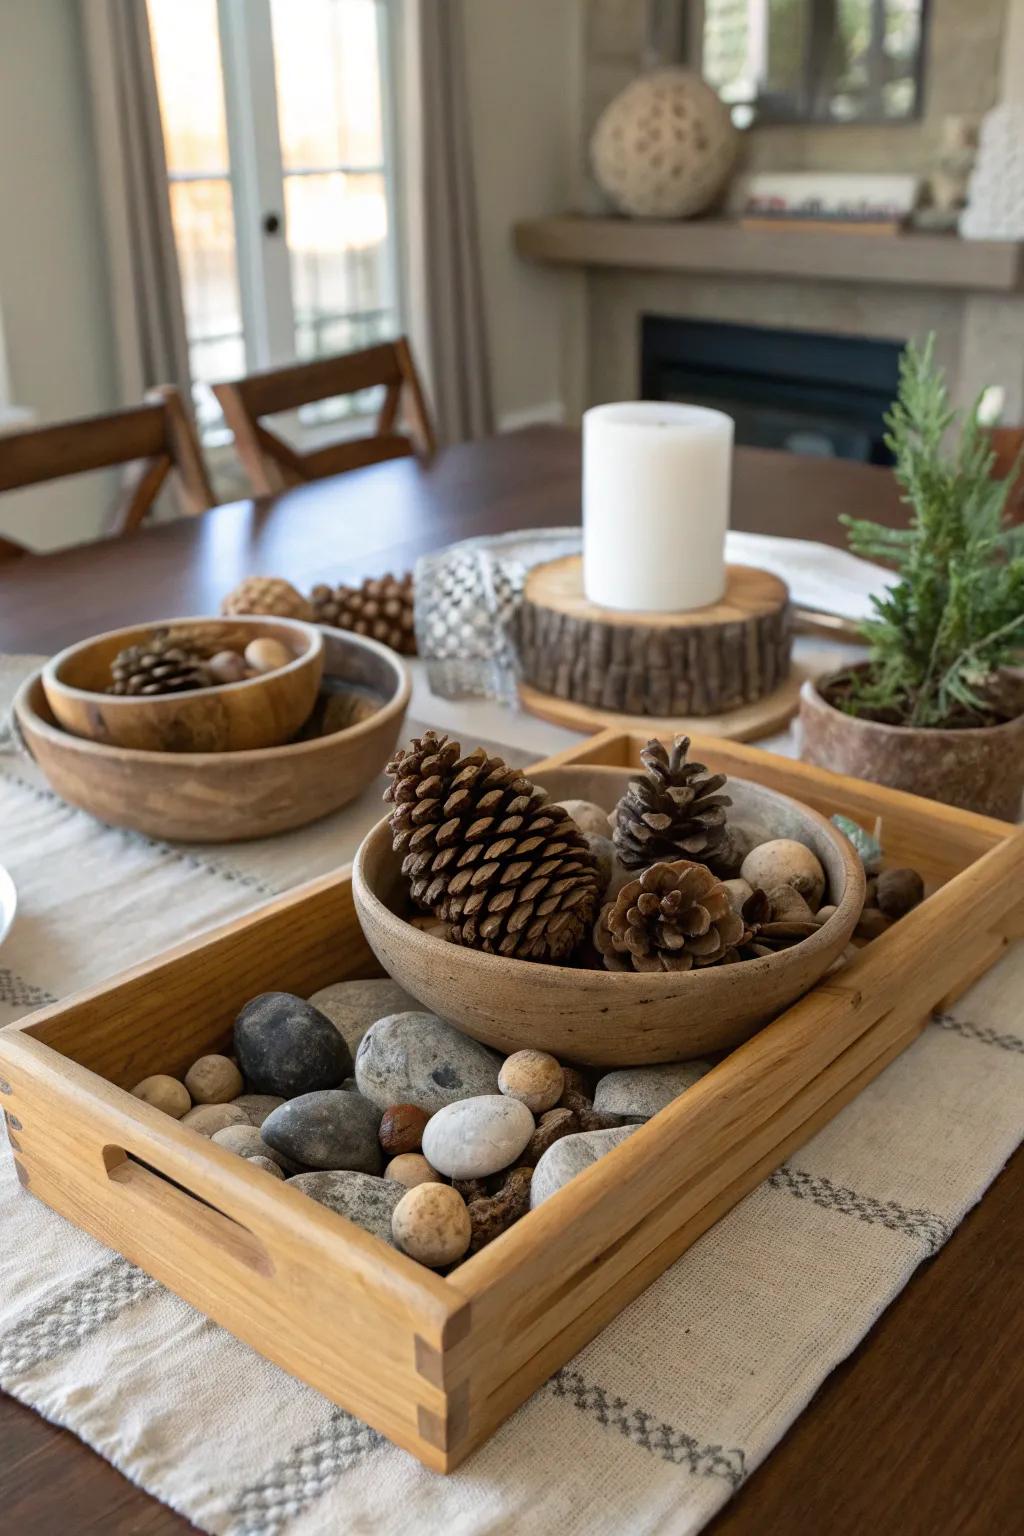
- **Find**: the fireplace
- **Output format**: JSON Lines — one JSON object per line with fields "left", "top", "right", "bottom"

{"left": 640, "top": 316, "right": 903, "bottom": 464}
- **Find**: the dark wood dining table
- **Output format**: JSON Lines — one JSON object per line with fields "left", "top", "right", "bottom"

{"left": 1, "top": 427, "right": 1020, "bottom": 1535}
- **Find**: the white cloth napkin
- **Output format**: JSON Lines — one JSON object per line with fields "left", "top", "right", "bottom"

{"left": 0, "top": 653, "right": 1020, "bottom": 1536}
{"left": 724, "top": 530, "right": 895, "bottom": 622}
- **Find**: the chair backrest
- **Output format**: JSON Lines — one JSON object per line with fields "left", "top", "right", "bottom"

{"left": 0, "top": 385, "right": 214, "bottom": 557}
{"left": 212, "top": 336, "right": 437, "bottom": 497}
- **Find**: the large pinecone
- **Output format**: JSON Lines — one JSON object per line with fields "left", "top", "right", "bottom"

{"left": 108, "top": 630, "right": 212, "bottom": 696}
{"left": 594, "top": 860, "right": 746, "bottom": 973}
{"left": 613, "top": 736, "right": 736, "bottom": 874}
{"left": 221, "top": 575, "right": 313, "bottom": 622}
{"left": 311, "top": 572, "right": 416, "bottom": 655}
{"left": 384, "top": 731, "right": 601, "bottom": 961}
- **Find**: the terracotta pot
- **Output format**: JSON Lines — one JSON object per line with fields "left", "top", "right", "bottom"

{"left": 799, "top": 677, "right": 1024, "bottom": 821}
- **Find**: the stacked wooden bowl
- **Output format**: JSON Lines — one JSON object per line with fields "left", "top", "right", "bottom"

{"left": 16, "top": 619, "right": 410, "bottom": 842}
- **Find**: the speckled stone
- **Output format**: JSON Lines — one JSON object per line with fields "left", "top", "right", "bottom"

{"left": 592, "top": 1062, "right": 714, "bottom": 1122}
{"left": 247, "top": 1155, "right": 285, "bottom": 1180}
{"left": 355, "top": 1011, "right": 502, "bottom": 1113}
{"left": 180, "top": 1103, "right": 249, "bottom": 1138}
{"left": 235, "top": 992, "right": 352, "bottom": 1099}
{"left": 530, "top": 1125, "right": 640, "bottom": 1208}
{"left": 391, "top": 1183, "right": 471, "bottom": 1267}
{"left": 230, "top": 1094, "right": 285, "bottom": 1128}
{"left": 184, "top": 1054, "right": 244, "bottom": 1105}
{"left": 307, "top": 977, "right": 421, "bottom": 1056}
{"left": 261, "top": 1089, "right": 382, "bottom": 1174}
{"left": 288, "top": 1170, "right": 404, "bottom": 1244}
{"left": 211, "top": 1123, "right": 293, "bottom": 1172}
{"left": 421, "top": 1095, "right": 535, "bottom": 1180}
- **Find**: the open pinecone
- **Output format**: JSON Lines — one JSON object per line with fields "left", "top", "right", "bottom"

{"left": 108, "top": 630, "right": 212, "bottom": 696}
{"left": 384, "top": 731, "right": 601, "bottom": 961}
{"left": 613, "top": 736, "right": 739, "bottom": 875}
{"left": 594, "top": 860, "right": 747, "bottom": 973}
{"left": 311, "top": 572, "right": 416, "bottom": 655}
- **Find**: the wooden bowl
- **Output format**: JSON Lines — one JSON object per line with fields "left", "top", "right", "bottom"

{"left": 42, "top": 616, "right": 324, "bottom": 753}
{"left": 352, "top": 765, "right": 865, "bottom": 1066}
{"left": 16, "top": 630, "right": 410, "bottom": 843}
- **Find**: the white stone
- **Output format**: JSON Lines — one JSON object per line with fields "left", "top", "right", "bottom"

{"left": 530, "top": 1126, "right": 640, "bottom": 1208}
{"left": 421, "top": 1095, "right": 535, "bottom": 1180}
{"left": 593, "top": 1062, "right": 713, "bottom": 1122}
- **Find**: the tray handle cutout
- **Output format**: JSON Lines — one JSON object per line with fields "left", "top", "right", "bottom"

{"left": 103, "top": 1147, "right": 274, "bottom": 1278}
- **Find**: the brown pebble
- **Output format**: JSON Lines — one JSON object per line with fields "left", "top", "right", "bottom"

{"left": 185, "top": 1054, "right": 244, "bottom": 1105}
{"left": 453, "top": 1177, "right": 488, "bottom": 1203}
{"left": 854, "top": 907, "right": 893, "bottom": 942}
{"left": 468, "top": 1167, "right": 533, "bottom": 1253}
{"left": 131, "top": 1075, "right": 191, "bottom": 1119}
{"left": 521, "top": 1106, "right": 578, "bottom": 1167}
{"left": 498, "top": 1050, "right": 564, "bottom": 1114}
{"left": 392, "top": 1183, "right": 471, "bottom": 1267}
{"left": 875, "top": 867, "right": 925, "bottom": 920}
{"left": 385, "top": 1153, "right": 443, "bottom": 1189}
{"left": 379, "top": 1103, "right": 431, "bottom": 1155}
{"left": 181, "top": 1103, "right": 249, "bottom": 1138}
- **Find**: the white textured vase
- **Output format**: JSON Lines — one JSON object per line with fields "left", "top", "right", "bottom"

{"left": 590, "top": 67, "right": 738, "bottom": 220}
{"left": 960, "top": 103, "right": 1024, "bottom": 239}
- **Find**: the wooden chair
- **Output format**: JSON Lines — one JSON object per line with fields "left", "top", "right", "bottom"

{"left": 0, "top": 385, "right": 214, "bottom": 558}
{"left": 212, "top": 337, "right": 437, "bottom": 497}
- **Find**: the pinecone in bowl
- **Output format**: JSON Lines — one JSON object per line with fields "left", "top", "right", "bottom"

{"left": 384, "top": 730, "right": 602, "bottom": 961}
{"left": 107, "top": 630, "right": 213, "bottom": 696}
{"left": 594, "top": 859, "right": 747, "bottom": 973}
{"left": 311, "top": 572, "right": 416, "bottom": 655}
{"left": 613, "top": 736, "right": 742, "bottom": 875}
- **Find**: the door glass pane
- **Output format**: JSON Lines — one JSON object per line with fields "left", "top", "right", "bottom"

{"left": 271, "top": 0, "right": 384, "bottom": 169}
{"left": 283, "top": 170, "right": 395, "bottom": 364}
{"left": 148, "top": 0, "right": 232, "bottom": 174}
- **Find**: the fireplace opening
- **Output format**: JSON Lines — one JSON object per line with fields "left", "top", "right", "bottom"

{"left": 640, "top": 316, "right": 903, "bottom": 464}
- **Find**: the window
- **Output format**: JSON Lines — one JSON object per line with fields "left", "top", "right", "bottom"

{"left": 148, "top": 0, "right": 400, "bottom": 438}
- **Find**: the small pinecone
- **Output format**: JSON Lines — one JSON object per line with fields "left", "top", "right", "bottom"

{"left": 311, "top": 572, "right": 416, "bottom": 655}
{"left": 108, "top": 630, "right": 212, "bottom": 696}
{"left": 594, "top": 860, "right": 746, "bottom": 973}
{"left": 613, "top": 735, "right": 737, "bottom": 874}
{"left": 221, "top": 575, "right": 313, "bottom": 622}
{"left": 738, "top": 888, "right": 820, "bottom": 958}
{"left": 384, "top": 731, "right": 601, "bottom": 961}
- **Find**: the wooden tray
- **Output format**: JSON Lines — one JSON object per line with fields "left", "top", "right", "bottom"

{"left": 1, "top": 730, "right": 1021, "bottom": 1474}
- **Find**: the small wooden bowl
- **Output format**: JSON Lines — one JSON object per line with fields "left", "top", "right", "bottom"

{"left": 42, "top": 616, "right": 324, "bottom": 753}
{"left": 16, "top": 630, "right": 410, "bottom": 843}
{"left": 353, "top": 765, "right": 865, "bottom": 1066}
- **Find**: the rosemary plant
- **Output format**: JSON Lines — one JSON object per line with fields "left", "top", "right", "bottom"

{"left": 837, "top": 335, "right": 1024, "bottom": 728}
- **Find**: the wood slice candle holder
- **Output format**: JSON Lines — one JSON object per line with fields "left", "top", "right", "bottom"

{"left": 517, "top": 556, "right": 792, "bottom": 722}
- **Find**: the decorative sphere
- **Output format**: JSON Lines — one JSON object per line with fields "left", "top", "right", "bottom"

{"left": 244, "top": 637, "right": 294, "bottom": 674}
{"left": 590, "top": 68, "right": 738, "bottom": 219}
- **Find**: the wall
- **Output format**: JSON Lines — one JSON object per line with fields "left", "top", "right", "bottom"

{"left": 462, "top": 0, "right": 587, "bottom": 428}
{"left": 0, "top": 0, "right": 117, "bottom": 552}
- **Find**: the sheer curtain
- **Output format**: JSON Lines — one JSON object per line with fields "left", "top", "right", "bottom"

{"left": 80, "top": 0, "right": 191, "bottom": 405}
{"left": 401, "top": 0, "right": 493, "bottom": 446}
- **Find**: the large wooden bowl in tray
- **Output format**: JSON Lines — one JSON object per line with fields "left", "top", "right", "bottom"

{"left": 0, "top": 730, "right": 1019, "bottom": 1473}
{"left": 42, "top": 615, "right": 324, "bottom": 754}
{"left": 15, "top": 629, "right": 410, "bottom": 843}
{"left": 353, "top": 763, "right": 865, "bottom": 1065}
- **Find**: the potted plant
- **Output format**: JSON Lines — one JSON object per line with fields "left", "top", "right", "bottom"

{"left": 800, "top": 336, "right": 1024, "bottom": 820}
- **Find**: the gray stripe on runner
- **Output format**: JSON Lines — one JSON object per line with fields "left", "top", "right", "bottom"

{"left": 0, "top": 1255, "right": 159, "bottom": 1381}
{"left": 769, "top": 1165, "right": 950, "bottom": 1253}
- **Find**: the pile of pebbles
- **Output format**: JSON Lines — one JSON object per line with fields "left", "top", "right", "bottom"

{"left": 131, "top": 976, "right": 712, "bottom": 1269}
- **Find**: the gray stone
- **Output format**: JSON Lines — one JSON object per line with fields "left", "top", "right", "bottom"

{"left": 288, "top": 1170, "right": 404, "bottom": 1244}
{"left": 355, "top": 1011, "right": 502, "bottom": 1113}
{"left": 231, "top": 1094, "right": 285, "bottom": 1128}
{"left": 262, "top": 1088, "right": 382, "bottom": 1174}
{"left": 530, "top": 1125, "right": 640, "bottom": 1208}
{"left": 234, "top": 992, "right": 352, "bottom": 1099}
{"left": 308, "top": 977, "right": 421, "bottom": 1056}
{"left": 592, "top": 1061, "right": 714, "bottom": 1122}
{"left": 421, "top": 1095, "right": 535, "bottom": 1179}
{"left": 211, "top": 1123, "right": 295, "bottom": 1172}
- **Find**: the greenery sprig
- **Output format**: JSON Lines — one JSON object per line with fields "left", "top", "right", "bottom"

{"left": 838, "top": 335, "right": 1024, "bottom": 728}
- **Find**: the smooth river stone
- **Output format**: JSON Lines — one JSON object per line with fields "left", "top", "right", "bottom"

{"left": 262, "top": 1089, "right": 382, "bottom": 1174}
{"left": 530, "top": 1125, "right": 640, "bottom": 1208}
{"left": 421, "top": 1095, "right": 535, "bottom": 1180}
{"left": 230, "top": 1094, "right": 285, "bottom": 1128}
{"left": 307, "top": 977, "right": 421, "bottom": 1056}
{"left": 355, "top": 1011, "right": 502, "bottom": 1113}
{"left": 592, "top": 1062, "right": 714, "bottom": 1122}
{"left": 234, "top": 992, "right": 352, "bottom": 1099}
{"left": 288, "top": 1170, "right": 404, "bottom": 1245}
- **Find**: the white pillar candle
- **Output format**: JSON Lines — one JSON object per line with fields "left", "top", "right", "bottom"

{"left": 583, "top": 401, "right": 733, "bottom": 612}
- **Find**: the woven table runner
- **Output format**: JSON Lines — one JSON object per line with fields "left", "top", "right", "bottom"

{"left": 0, "top": 653, "right": 1021, "bottom": 1536}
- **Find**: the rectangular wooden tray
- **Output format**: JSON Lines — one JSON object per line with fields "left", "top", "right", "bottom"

{"left": 1, "top": 729, "right": 1021, "bottom": 1472}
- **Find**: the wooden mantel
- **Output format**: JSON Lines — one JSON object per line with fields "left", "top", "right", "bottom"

{"left": 515, "top": 215, "right": 1024, "bottom": 294}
